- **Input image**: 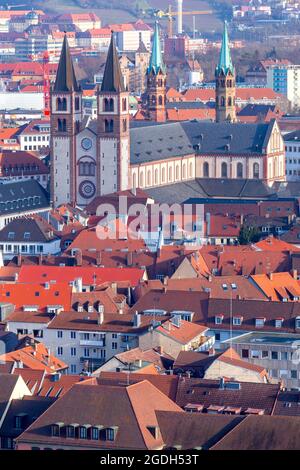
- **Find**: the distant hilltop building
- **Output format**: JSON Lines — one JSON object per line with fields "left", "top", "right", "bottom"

{"left": 50, "top": 24, "right": 286, "bottom": 208}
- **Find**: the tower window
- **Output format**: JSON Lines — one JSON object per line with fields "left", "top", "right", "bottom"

{"left": 75, "top": 97, "right": 80, "bottom": 111}
{"left": 122, "top": 98, "right": 127, "bottom": 112}
{"left": 58, "top": 119, "right": 67, "bottom": 132}
{"left": 253, "top": 162, "right": 259, "bottom": 179}
{"left": 203, "top": 162, "right": 209, "bottom": 178}
{"left": 104, "top": 119, "right": 114, "bottom": 133}
{"left": 57, "top": 97, "right": 67, "bottom": 111}
{"left": 122, "top": 119, "right": 127, "bottom": 132}
{"left": 104, "top": 98, "right": 114, "bottom": 112}
{"left": 158, "top": 95, "right": 163, "bottom": 106}
{"left": 221, "top": 96, "right": 225, "bottom": 107}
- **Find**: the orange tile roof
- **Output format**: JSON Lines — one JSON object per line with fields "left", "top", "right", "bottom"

{"left": 167, "top": 108, "right": 215, "bottom": 121}
{"left": 156, "top": 320, "right": 207, "bottom": 345}
{"left": 254, "top": 236, "right": 300, "bottom": 252}
{"left": 251, "top": 272, "right": 300, "bottom": 302}
{"left": 0, "top": 281, "right": 72, "bottom": 312}
{"left": 0, "top": 343, "right": 67, "bottom": 373}
{"left": 18, "top": 265, "right": 146, "bottom": 287}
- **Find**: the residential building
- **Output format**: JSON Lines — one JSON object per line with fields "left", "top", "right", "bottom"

{"left": 267, "top": 64, "right": 300, "bottom": 110}
{"left": 222, "top": 332, "right": 300, "bottom": 390}
{"left": 284, "top": 130, "right": 300, "bottom": 181}
{"left": 0, "top": 218, "right": 61, "bottom": 259}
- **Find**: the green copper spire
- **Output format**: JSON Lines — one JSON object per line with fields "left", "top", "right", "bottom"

{"left": 216, "top": 21, "right": 234, "bottom": 76}
{"left": 147, "top": 21, "right": 166, "bottom": 75}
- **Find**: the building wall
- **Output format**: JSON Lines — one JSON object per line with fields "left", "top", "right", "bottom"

{"left": 285, "top": 139, "right": 300, "bottom": 181}
{"left": 204, "top": 360, "right": 266, "bottom": 383}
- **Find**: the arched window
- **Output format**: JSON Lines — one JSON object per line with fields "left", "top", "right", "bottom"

{"left": 237, "top": 162, "right": 243, "bottom": 178}
{"left": 151, "top": 95, "right": 156, "bottom": 105}
{"left": 132, "top": 173, "right": 137, "bottom": 189}
{"left": 104, "top": 119, "right": 114, "bottom": 133}
{"left": 182, "top": 164, "right": 186, "bottom": 179}
{"left": 57, "top": 97, "right": 67, "bottom": 111}
{"left": 161, "top": 167, "right": 165, "bottom": 183}
{"left": 122, "top": 119, "right": 127, "bottom": 132}
{"left": 228, "top": 97, "right": 232, "bottom": 106}
{"left": 104, "top": 98, "right": 114, "bottom": 112}
{"left": 168, "top": 166, "right": 172, "bottom": 181}
{"left": 253, "top": 162, "right": 259, "bottom": 179}
{"left": 58, "top": 119, "right": 67, "bottom": 132}
{"left": 122, "top": 98, "right": 127, "bottom": 112}
{"left": 203, "top": 162, "right": 209, "bottom": 177}
{"left": 154, "top": 169, "right": 158, "bottom": 185}
{"left": 147, "top": 170, "right": 151, "bottom": 186}
{"left": 140, "top": 172, "right": 144, "bottom": 187}
{"left": 221, "top": 162, "right": 228, "bottom": 178}
{"left": 189, "top": 162, "right": 193, "bottom": 177}
{"left": 75, "top": 96, "right": 80, "bottom": 111}
{"left": 79, "top": 160, "right": 96, "bottom": 177}
{"left": 158, "top": 95, "right": 163, "bottom": 106}
{"left": 221, "top": 96, "right": 225, "bottom": 107}
{"left": 175, "top": 165, "right": 179, "bottom": 180}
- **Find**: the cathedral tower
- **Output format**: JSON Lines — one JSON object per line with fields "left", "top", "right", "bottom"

{"left": 215, "top": 22, "right": 236, "bottom": 123}
{"left": 50, "top": 35, "right": 82, "bottom": 207}
{"left": 146, "top": 22, "right": 167, "bottom": 122}
{"left": 97, "top": 33, "right": 130, "bottom": 195}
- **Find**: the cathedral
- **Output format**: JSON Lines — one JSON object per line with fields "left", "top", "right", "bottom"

{"left": 50, "top": 23, "right": 285, "bottom": 208}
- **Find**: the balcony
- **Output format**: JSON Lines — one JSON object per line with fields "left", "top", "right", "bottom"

{"left": 79, "top": 339, "right": 105, "bottom": 347}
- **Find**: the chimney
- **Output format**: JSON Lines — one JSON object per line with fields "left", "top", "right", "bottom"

{"left": 292, "top": 269, "right": 298, "bottom": 280}
{"left": 14, "top": 272, "right": 19, "bottom": 282}
{"left": 156, "top": 345, "right": 164, "bottom": 355}
{"left": 219, "top": 377, "right": 225, "bottom": 389}
{"left": 127, "top": 252, "right": 133, "bottom": 267}
{"left": 111, "top": 282, "right": 117, "bottom": 294}
{"left": 75, "top": 250, "right": 82, "bottom": 267}
{"left": 208, "top": 275, "right": 212, "bottom": 282}
{"left": 17, "top": 254, "right": 22, "bottom": 267}
{"left": 44, "top": 282, "right": 50, "bottom": 290}
{"left": 38, "top": 253, "right": 43, "bottom": 265}
{"left": 97, "top": 306, "right": 104, "bottom": 325}
{"left": 74, "top": 277, "right": 83, "bottom": 293}
{"left": 96, "top": 251, "right": 102, "bottom": 266}
{"left": 240, "top": 214, "right": 244, "bottom": 225}
{"left": 163, "top": 276, "right": 169, "bottom": 286}
{"left": 133, "top": 312, "right": 141, "bottom": 328}
{"left": 269, "top": 272, "right": 273, "bottom": 281}
{"left": 208, "top": 347, "right": 215, "bottom": 356}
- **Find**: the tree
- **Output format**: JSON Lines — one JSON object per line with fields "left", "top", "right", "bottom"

{"left": 238, "top": 225, "right": 260, "bottom": 245}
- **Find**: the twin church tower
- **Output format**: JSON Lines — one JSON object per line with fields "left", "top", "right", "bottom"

{"left": 50, "top": 22, "right": 236, "bottom": 207}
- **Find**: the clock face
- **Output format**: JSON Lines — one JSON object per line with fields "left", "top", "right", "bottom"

{"left": 79, "top": 180, "right": 96, "bottom": 199}
{"left": 81, "top": 138, "right": 92, "bottom": 151}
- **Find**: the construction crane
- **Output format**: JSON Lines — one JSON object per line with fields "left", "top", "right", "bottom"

{"left": 153, "top": 5, "right": 213, "bottom": 37}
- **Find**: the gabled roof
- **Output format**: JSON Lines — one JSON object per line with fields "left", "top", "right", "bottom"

{"left": 53, "top": 35, "right": 80, "bottom": 93}
{"left": 100, "top": 33, "right": 125, "bottom": 93}
{"left": 16, "top": 381, "right": 182, "bottom": 449}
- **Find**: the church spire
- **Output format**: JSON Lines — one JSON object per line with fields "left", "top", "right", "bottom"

{"left": 101, "top": 33, "right": 125, "bottom": 93}
{"left": 147, "top": 21, "right": 165, "bottom": 75}
{"left": 216, "top": 21, "right": 234, "bottom": 76}
{"left": 54, "top": 35, "right": 79, "bottom": 92}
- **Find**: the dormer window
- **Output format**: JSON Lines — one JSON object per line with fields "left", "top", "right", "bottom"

{"left": 91, "top": 426, "right": 103, "bottom": 440}
{"left": 66, "top": 424, "right": 78, "bottom": 438}
{"left": 215, "top": 315, "right": 224, "bottom": 325}
{"left": 233, "top": 316, "right": 243, "bottom": 326}
{"left": 79, "top": 425, "right": 90, "bottom": 439}
{"left": 255, "top": 318, "right": 265, "bottom": 328}
{"left": 147, "top": 425, "right": 159, "bottom": 439}
{"left": 275, "top": 318, "right": 283, "bottom": 328}
{"left": 106, "top": 427, "right": 118, "bottom": 441}
{"left": 51, "top": 422, "right": 64, "bottom": 437}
